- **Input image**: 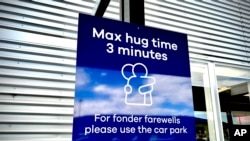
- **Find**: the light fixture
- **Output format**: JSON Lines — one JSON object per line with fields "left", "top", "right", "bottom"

{"left": 244, "top": 93, "right": 250, "bottom": 97}
{"left": 231, "top": 82, "right": 250, "bottom": 96}
{"left": 218, "top": 86, "right": 231, "bottom": 93}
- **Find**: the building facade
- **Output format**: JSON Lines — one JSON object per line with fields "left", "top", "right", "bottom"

{"left": 0, "top": 0, "right": 249, "bottom": 141}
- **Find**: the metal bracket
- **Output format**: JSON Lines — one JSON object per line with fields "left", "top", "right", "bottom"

{"left": 92, "top": 0, "right": 111, "bottom": 17}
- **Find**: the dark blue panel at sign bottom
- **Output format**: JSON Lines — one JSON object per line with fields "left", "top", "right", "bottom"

{"left": 72, "top": 115, "right": 196, "bottom": 141}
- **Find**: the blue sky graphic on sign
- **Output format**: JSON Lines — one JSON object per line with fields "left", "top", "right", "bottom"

{"left": 72, "top": 13, "right": 196, "bottom": 141}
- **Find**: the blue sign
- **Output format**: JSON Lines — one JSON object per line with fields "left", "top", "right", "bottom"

{"left": 72, "top": 13, "right": 196, "bottom": 141}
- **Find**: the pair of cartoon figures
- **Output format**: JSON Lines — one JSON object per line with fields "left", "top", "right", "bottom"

{"left": 121, "top": 63, "right": 156, "bottom": 106}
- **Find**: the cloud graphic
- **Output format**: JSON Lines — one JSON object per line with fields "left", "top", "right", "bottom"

{"left": 151, "top": 74, "right": 193, "bottom": 107}
{"left": 75, "top": 67, "right": 89, "bottom": 87}
{"left": 93, "top": 84, "right": 124, "bottom": 96}
{"left": 74, "top": 97, "right": 193, "bottom": 117}
{"left": 74, "top": 67, "right": 194, "bottom": 117}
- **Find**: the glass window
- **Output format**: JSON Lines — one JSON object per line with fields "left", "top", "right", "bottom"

{"left": 191, "top": 62, "right": 217, "bottom": 141}
{"left": 216, "top": 65, "right": 250, "bottom": 141}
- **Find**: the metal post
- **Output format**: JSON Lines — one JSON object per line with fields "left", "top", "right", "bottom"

{"left": 92, "top": 0, "right": 111, "bottom": 17}
{"left": 120, "top": 0, "right": 145, "bottom": 25}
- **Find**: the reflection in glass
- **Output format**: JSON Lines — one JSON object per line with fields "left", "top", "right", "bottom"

{"left": 216, "top": 65, "right": 250, "bottom": 141}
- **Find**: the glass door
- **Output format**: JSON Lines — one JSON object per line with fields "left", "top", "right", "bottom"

{"left": 190, "top": 61, "right": 217, "bottom": 141}
{"left": 216, "top": 65, "right": 250, "bottom": 141}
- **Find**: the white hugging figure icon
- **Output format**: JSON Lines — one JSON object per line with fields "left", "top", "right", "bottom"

{"left": 121, "top": 63, "right": 156, "bottom": 106}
